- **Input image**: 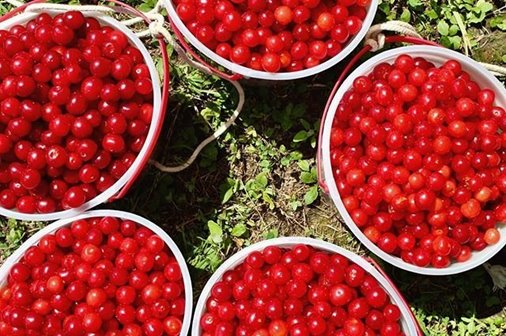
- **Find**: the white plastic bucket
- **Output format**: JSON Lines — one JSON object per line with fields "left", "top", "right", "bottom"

{"left": 0, "top": 11, "right": 162, "bottom": 221}
{"left": 0, "top": 209, "right": 193, "bottom": 336}
{"left": 192, "top": 237, "right": 420, "bottom": 335}
{"left": 321, "top": 45, "right": 506, "bottom": 275}
{"left": 163, "top": 0, "right": 378, "bottom": 81}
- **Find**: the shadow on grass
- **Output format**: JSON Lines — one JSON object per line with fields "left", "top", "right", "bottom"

{"left": 115, "top": 136, "right": 231, "bottom": 296}
{"left": 382, "top": 250, "right": 506, "bottom": 321}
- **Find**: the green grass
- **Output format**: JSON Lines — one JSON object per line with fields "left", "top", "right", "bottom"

{"left": 0, "top": 0, "right": 506, "bottom": 335}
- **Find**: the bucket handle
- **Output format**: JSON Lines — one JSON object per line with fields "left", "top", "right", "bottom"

{"left": 366, "top": 256, "right": 424, "bottom": 335}
{"left": 168, "top": 17, "right": 243, "bottom": 82}
{"left": 0, "top": 0, "right": 170, "bottom": 202}
{"left": 316, "top": 36, "right": 440, "bottom": 193}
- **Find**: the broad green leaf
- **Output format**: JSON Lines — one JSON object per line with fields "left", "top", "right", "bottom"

{"left": 475, "top": 0, "right": 493, "bottom": 14}
{"left": 310, "top": 136, "right": 316, "bottom": 149}
{"left": 400, "top": 9, "right": 411, "bottom": 23}
{"left": 208, "top": 221, "right": 223, "bottom": 244}
{"left": 379, "top": 3, "right": 392, "bottom": 16}
{"left": 138, "top": 3, "right": 152, "bottom": 12}
{"left": 407, "top": 0, "right": 422, "bottom": 7}
{"left": 425, "top": 9, "right": 438, "bottom": 20}
{"left": 457, "top": 322, "right": 466, "bottom": 334}
{"left": 263, "top": 191, "right": 275, "bottom": 209}
{"left": 468, "top": 0, "right": 493, "bottom": 24}
{"left": 304, "top": 185, "right": 319, "bottom": 205}
{"left": 437, "top": 20, "right": 449, "bottom": 36}
{"left": 448, "top": 36, "right": 462, "bottom": 49}
{"left": 293, "top": 130, "right": 309, "bottom": 142}
{"left": 300, "top": 119, "right": 311, "bottom": 130}
{"left": 449, "top": 24, "right": 459, "bottom": 36}
{"left": 490, "top": 16, "right": 506, "bottom": 31}
{"left": 259, "top": 160, "right": 271, "bottom": 168}
{"left": 441, "top": 36, "right": 461, "bottom": 49}
{"left": 297, "top": 160, "right": 310, "bottom": 172}
{"left": 231, "top": 224, "right": 247, "bottom": 237}
{"left": 291, "top": 151, "right": 303, "bottom": 160}
{"left": 255, "top": 173, "right": 268, "bottom": 189}
{"left": 222, "top": 188, "right": 234, "bottom": 204}
{"left": 502, "top": 55, "right": 506, "bottom": 63}
{"left": 467, "top": 318, "right": 476, "bottom": 333}
{"left": 440, "top": 37, "right": 453, "bottom": 48}
{"left": 290, "top": 200, "right": 302, "bottom": 211}
{"left": 300, "top": 172, "right": 316, "bottom": 184}
{"left": 280, "top": 157, "right": 291, "bottom": 166}
{"left": 281, "top": 151, "right": 303, "bottom": 166}
{"left": 264, "top": 229, "right": 278, "bottom": 239}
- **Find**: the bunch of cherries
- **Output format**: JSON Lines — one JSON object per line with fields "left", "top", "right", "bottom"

{"left": 0, "top": 11, "right": 154, "bottom": 214}
{"left": 174, "top": 0, "right": 371, "bottom": 72}
{"left": 330, "top": 54, "right": 505, "bottom": 268}
{"left": 0, "top": 216, "right": 186, "bottom": 336}
{"left": 200, "top": 244, "right": 405, "bottom": 336}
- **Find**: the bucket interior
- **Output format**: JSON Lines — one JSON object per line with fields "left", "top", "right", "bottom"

{"left": 0, "top": 11, "right": 162, "bottom": 221}
{"left": 192, "top": 237, "right": 420, "bottom": 335}
{"left": 321, "top": 45, "right": 506, "bottom": 275}
{"left": 0, "top": 209, "right": 194, "bottom": 336}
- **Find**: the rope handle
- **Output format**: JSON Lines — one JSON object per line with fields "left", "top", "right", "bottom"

{"left": 121, "top": 2, "right": 246, "bottom": 174}
{"left": 168, "top": 16, "right": 243, "bottom": 82}
{"left": 366, "top": 257, "right": 424, "bottom": 335}
{"left": 316, "top": 35, "right": 440, "bottom": 193}
{"left": 148, "top": 20, "right": 246, "bottom": 173}
{"left": 364, "top": 21, "right": 506, "bottom": 76}
{"left": 0, "top": 0, "right": 170, "bottom": 202}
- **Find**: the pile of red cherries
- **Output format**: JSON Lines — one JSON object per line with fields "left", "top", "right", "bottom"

{"left": 200, "top": 244, "right": 405, "bottom": 336}
{"left": 330, "top": 54, "right": 506, "bottom": 268}
{"left": 174, "top": 0, "right": 371, "bottom": 72}
{"left": 0, "top": 216, "right": 185, "bottom": 336}
{"left": 0, "top": 11, "right": 153, "bottom": 214}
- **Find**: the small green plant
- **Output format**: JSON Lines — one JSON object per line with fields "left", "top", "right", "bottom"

{"left": 0, "top": 218, "right": 44, "bottom": 262}
{"left": 298, "top": 159, "right": 320, "bottom": 205}
{"left": 433, "top": 0, "right": 494, "bottom": 52}
{"left": 489, "top": 14, "right": 506, "bottom": 31}
{"left": 292, "top": 119, "right": 319, "bottom": 149}
{"left": 272, "top": 103, "right": 306, "bottom": 131}
{"left": 378, "top": 0, "right": 504, "bottom": 55}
